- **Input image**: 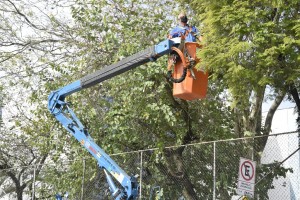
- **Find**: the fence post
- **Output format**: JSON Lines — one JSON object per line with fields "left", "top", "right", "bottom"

{"left": 213, "top": 142, "right": 216, "bottom": 200}
{"left": 32, "top": 165, "right": 36, "bottom": 200}
{"left": 139, "top": 151, "right": 143, "bottom": 199}
{"left": 81, "top": 158, "right": 86, "bottom": 200}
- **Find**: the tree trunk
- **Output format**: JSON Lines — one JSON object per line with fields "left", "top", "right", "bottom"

{"left": 16, "top": 187, "right": 23, "bottom": 200}
{"left": 154, "top": 147, "right": 199, "bottom": 199}
{"left": 258, "top": 90, "right": 286, "bottom": 152}
{"left": 166, "top": 147, "right": 199, "bottom": 199}
{"left": 6, "top": 171, "right": 24, "bottom": 200}
{"left": 289, "top": 82, "right": 300, "bottom": 129}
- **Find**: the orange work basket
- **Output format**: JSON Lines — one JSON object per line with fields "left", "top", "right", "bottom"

{"left": 171, "top": 42, "right": 208, "bottom": 101}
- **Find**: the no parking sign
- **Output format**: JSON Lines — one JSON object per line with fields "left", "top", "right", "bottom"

{"left": 237, "top": 158, "right": 256, "bottom": 198}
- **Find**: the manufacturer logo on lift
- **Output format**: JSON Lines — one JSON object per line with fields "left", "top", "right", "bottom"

{"left": 80, "top": 140, "right": 101, "bottom": 158}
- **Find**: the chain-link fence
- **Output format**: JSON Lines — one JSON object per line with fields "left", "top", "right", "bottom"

{"left": 78, "top": 131, "right": 300, "bottom": 200}
{"left": 1, "top": 132, "right": 299, "bottom": 200}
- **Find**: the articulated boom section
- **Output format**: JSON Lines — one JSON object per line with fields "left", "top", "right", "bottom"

{"left": 48, "top": 39, "right": 174, "bottom": 199}
{"left": 48, "top": 85, "right": 137, "bottom": 199}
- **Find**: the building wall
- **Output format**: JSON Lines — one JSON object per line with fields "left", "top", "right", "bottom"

{"left": 261, "top": 108, "right": 299, "bottom": 200}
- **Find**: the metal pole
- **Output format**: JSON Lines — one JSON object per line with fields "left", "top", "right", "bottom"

{"left": 252, "top": 138, "right": 254, "bottom": 161}
{"left": 213, "top": 142, "right": 216, "bottom": 200}
{"left": 81, "top": 158, "right": 86, "bottom": 200}
{"left": 32, "top": 165, "right": 36, "bottom": 200}
{"left": 139, "top": 151, "right": 143, "bottom": 199}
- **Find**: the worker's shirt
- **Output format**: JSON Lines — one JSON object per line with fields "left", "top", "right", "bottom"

{"left": 169, "top": 25, "right": 199, "bottom": 42}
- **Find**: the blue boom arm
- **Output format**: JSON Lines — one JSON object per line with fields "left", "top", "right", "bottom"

{"left": 48, "top": 39, "right": 174, "bottom": 199}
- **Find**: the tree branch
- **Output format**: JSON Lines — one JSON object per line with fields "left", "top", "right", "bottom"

{"left": 289, "top": 82, "right": 300, "bottom": 111}
{"left": 264, "top": 90, "right": 286, "bottom": 135}
{"left": 289, "top": 82, "right": 300, "bottom": 130}
{"left": 7, "top": 0, "right": 43, "bottom": 30}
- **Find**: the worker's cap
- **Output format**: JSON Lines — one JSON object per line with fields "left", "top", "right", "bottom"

{"left": 178, "top": 12, "right": 188, "bottom": 23}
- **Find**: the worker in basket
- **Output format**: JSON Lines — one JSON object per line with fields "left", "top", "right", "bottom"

{"left": 166, "top": 12, "right": 208, "bottom": 101}
{"left": 166, "top": 12, "right": 201, "bottom": 83}
{"left": 168, "top": 12, "right": 201, "bottom": 42}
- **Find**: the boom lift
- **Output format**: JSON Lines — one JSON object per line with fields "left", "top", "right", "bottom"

{"left": 48, "top": 37, "right": 208, "bottom": 199}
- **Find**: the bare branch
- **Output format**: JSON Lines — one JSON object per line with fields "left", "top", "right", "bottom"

{"left": 7, "top": 0, "right": 44, "bottom": 30}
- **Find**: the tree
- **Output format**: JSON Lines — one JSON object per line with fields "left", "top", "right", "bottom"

{"left": 66, "top": 0, "right": 235, "bottom": 199}
{"left": 0, "top": 0, "right": 82, "bottom": 199}
{"left": 2, "top": 0, "right": 298, "bottom": 199}
{"left": 0, "top": 76, "right": 50, "bottom": 199}
{"left": 177, "top": 0, "right": 300, "bottom": 198}
{"left": 5, "top": 0, "right": 237, "bottom": 198}
{"left": 191, "top": 0, "right": 299, "bottom": 139}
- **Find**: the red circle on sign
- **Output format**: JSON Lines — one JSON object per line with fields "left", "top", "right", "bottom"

{"left": 240, "top": 160, "right": 254, "bottom": 181}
